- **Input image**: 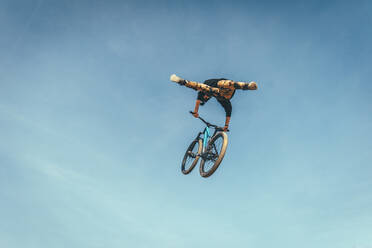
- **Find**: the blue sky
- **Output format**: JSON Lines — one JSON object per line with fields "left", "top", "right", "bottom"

{"left": 1, "top": 0, "right": 372, "bottom": 247}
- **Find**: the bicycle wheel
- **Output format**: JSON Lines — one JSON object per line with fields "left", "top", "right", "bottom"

{"left": 199, "top": 132, "right": 228, "bottom": 177}
{"left": 181, "top": 139, "right": 202, "bottom": 174}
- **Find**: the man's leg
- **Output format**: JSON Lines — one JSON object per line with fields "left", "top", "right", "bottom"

{"left": 184, "top": 80, "right": 220, "bottom": 95}
{"left": 170, "top": 74, "right": 220, "bottom": 94}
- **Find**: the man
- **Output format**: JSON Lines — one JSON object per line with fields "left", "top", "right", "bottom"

{"left": 170, "top": 74, "right": 258, "bottom": 131}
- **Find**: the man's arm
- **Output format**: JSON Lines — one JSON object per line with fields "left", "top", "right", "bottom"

{"left": 224, "top": 116, "right": 231, "bottom": 132}
{"left": 217, "top": 80, "right": 258, "bottom": 90}
{"left": 192, "top": 100, "right": 201, "bottom": 118}
{"left": 217, "top": 99, "right": 232, "bottom": 131}
{"left": 236, "top": 81, "right": 257, "bottom": 90}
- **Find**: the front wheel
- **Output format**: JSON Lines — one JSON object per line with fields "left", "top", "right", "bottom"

{"left": 199, "top": 132, "right": 228, "bottom": 177}
{"left": 181, "top": 139, "right": 202, "bottom": 174}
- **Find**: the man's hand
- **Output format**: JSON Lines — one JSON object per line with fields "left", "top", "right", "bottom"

{"left": 192, "top": 112, "right": 199, "bottom": 118}
{"left": 223, "top": 125, "right": 229, "bottom": 132}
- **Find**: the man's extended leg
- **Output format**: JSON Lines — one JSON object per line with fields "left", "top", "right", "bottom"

{"left": 170, "top": 74, "right": 220, "bottom": 94}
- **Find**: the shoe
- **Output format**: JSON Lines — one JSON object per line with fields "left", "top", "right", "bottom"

{"left": 170, "top": 74, "right": 183, "bottom": 84}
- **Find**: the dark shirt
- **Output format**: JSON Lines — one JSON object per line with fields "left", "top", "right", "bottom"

{"left": 197, "top": 79, "right": 233, "bottom": 117}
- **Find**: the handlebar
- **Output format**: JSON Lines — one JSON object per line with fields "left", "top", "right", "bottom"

{"left": 189, "top": 111, "right": 228, "bottom": 132}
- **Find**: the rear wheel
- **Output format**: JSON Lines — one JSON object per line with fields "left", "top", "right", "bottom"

{"left": 181, "top": 139, "right": 202, "bottom": 174}
{"left": 199, "top": 132, "right": 228, "bottom": 177}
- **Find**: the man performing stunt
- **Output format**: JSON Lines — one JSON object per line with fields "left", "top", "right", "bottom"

{"left": 170, "top": 74, "right": 258, "bottom": 131}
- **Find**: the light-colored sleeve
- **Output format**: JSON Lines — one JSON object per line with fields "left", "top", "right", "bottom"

{"left": 217, "top": 80, "right": 250, "bottom": 90}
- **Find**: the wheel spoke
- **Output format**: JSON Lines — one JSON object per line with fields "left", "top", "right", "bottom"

{"left": 213, "top": 144, "right": 219, "bottom": 156}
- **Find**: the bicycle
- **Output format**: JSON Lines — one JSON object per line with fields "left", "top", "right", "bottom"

{"left": 181, "top": 111, "right": 229, "bottom": 177}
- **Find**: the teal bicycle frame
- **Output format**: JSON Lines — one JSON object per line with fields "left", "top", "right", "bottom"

{"left": 189, "top": 111, "right": 224, "bottom": 157}
{"left": 203, "top": 126, "right": 211, "bottom": 152}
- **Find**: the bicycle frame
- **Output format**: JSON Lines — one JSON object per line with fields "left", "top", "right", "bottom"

{"left": 193, "top": 124, "right": 221, "bottom": 155}
{"left": 189, "top": 111, "right": 225, "bottom": 155}
{"left": 203, "top": 126, "right": 210, "bottom": 152}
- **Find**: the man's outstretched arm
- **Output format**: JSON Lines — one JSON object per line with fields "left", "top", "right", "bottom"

{"left": 217, "top": 80, "right": 258, "bottom": 90}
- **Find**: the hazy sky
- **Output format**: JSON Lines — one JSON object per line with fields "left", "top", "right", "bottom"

{"left": 1, "top": 0, "right": 372, "bottom": 247}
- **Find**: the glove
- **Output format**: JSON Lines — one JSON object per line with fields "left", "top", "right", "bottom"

{"left": 248, "top": 82, "right": 258, "bottom": 90}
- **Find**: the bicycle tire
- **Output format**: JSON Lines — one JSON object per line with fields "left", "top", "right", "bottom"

{"left": 181, "top": 139, "right": 202, "bottom": 174}
{"left": 199, "top": 132, "right": 228, "bottom": 177}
